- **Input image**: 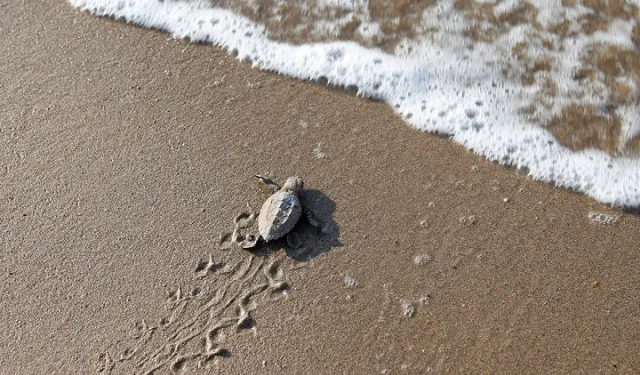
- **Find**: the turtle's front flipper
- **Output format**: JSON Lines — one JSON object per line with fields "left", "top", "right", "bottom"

{"left": 254, "top": 175, "right": 281, "bottom": 193}
{"left": 233, "top": 210, "right": 255, "bottom": 228}
{"left": 241, "top": 234, "right": 260, "bottom": 249}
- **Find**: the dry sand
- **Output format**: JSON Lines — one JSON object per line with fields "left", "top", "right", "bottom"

{"left": 2, "top": 1, "right": 640, "bottom": 374}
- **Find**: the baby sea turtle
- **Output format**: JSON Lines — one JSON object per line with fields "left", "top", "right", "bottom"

{"left": 241, "top": 175, "right": 320, "bottom": 249}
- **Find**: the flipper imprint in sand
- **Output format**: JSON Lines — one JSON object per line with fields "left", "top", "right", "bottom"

{"left": 97, "top": 251, "right": 291, "bottom": 374}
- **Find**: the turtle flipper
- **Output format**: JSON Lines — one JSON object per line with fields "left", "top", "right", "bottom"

{"left": 254, "top": 175, "right": 281, "bottom": 193}
{"left": 286, "top": 232, "right": 303, "bottom": 250}
{"left": 303, "top": 206, "right": 322, "bottom": 232}
{"left": 241, "top": 234, "right": 260, "bottom": 249}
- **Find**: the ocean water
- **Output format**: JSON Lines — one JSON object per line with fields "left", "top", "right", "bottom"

{"left": 68, "top": 0, "right": 640, "bottom": 207}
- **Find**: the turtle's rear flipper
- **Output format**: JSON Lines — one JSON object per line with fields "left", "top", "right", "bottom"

{"left": 286, "top": 232, "right": 303, "bottom": 250}
{"left": 241, "top": 234, "right": 260, "bottom": 249}
{"left": 254, "top": 175, "right": 281, "bottom": 193}
{"left": 304, "top": 207, "right": 322, "bottom": 233}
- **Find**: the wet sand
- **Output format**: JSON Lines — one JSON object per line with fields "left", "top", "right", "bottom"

{"left": 2, "top": 1, "right": 640, "bottom": 374}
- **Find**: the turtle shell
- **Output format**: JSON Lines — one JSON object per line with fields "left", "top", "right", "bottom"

{"left": 258, "top": 191, "right": 302, "bottom": 242}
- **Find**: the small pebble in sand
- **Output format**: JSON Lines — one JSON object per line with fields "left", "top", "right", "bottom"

{"left": 427, "top": 201, "right": 435, "bottom": 208}
{"left": 313, "top": 142, "right": 327, "bottom": 159}
{"left": 593, "top": 281, "right": 600, "bottom": 288}
{"left": 344, "top": 275, "right": 359, "bottom": 288}
{"left": 458, "top": 215, "right": 477, "bottom": 225}
{"left": 418, "top": 295, "right": 431, "bottom": 306}
{"left": 503, "top": 197, "right": 510, "bottom": 203}
{"left": 401, "top": 299, "right": 415, "bottom": 318}
{"left": 413, "top": 254, "right": 432, "bottom": 266}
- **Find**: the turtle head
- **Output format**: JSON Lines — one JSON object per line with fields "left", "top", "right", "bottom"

{"left": 282, "top": 176, "right": 304, "bottom": 193}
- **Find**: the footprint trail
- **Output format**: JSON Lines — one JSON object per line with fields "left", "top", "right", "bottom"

{"left": 97, "top": 250, "right": 292, "bottom": 374}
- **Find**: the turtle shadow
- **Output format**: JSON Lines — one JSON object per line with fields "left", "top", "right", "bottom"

{"left": 249, "top": 189, "right": 341, "bottom": 261}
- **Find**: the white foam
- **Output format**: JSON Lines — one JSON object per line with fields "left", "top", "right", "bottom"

{"left": 587, "top": 212, "right": 620, "bottom": 225}
{"left": 67, "top": 0, "right": 640, "bottom": 207}
{"left": 618, "top": 105, "right": 640, "bottom": 154}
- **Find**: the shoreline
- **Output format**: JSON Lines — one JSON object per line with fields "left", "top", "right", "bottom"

{"left": 2, "top": 1, "right": 640, "bottom": 374}
{"left": 67, "top": 0, "right": 640, "bottom": 208}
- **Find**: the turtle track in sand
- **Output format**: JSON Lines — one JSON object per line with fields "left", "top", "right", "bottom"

{"left": 96, "top": 248, "right": 294, "bottom": 374}
{"left": 94, "top": 189, "right": 340, "bottom": 374}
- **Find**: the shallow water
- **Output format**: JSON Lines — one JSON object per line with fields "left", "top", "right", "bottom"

{"left": 67, "top": 0, "right": 640, "bottom": 207}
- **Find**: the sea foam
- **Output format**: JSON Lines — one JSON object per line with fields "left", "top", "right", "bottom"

{"left": 67, "top": 0, "right": 640, "bottom": 208}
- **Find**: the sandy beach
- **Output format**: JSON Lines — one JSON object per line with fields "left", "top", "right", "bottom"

{"left": 2, "top": 1, "right": 640, "bottom": 374}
